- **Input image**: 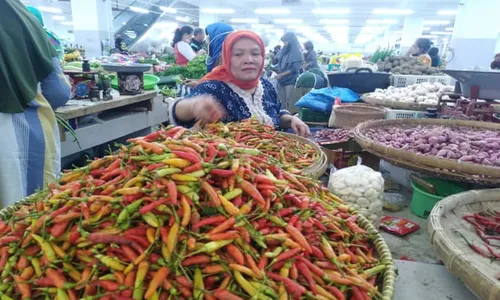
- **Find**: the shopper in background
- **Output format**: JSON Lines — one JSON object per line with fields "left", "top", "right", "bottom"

{"left": 171, "top": 30, "right": 310, "bottom": 137}
{"left": 26, "top": 5, "right": 64, "bottom": 61}
{"left": 274, "top": 32, "right": 303, "bottom": 111}
{"left": 190, "top": 28, "right": 206, "bottom": 52}
{"left": 205, "top": 23, "right": 235, "bottom": 72}
{"left": 113, "top": 35, "right": 129, "bottom": 54}
{"left": 303, "top": 41, "right": 319, "bottom": 71}
{"left": 428, "top": 47, "right": 441, "bottom": 67}
{"left": 490, "top": 53, "right": 500, "bottom": 70}
{"left": 0, "top": 0, "right": 71, "bottom": 207}
{"left": 173, "top": 26, "right": 205, "bottom": 66}
{"left": 407, "top": 37, "right": 432, "bottom": 66}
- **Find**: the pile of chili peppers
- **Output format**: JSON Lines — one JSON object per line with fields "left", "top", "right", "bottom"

{"left": 0, "top": 125, "right": 390, "bottom": 300}
{"left": 460, "top": 212, "right": 500, "bottom": 260}
{"left": 203, "top": 119, "right": 321, "bottom": 173}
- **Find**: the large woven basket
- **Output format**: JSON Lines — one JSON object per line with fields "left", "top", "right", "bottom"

{"left": 281, "top": 132, "right": 328, "bottom": 179}
{"left": 428, "top": 189, "right": 500, "bottom": 300}
{"left": 354, "top": 118, "right": 500, "bottom": 185}
{"left": 362, "top": 94, "right": 437, "bottom": 111}
{"left": 332, "top": 104, "right": 385, "bottom": 128}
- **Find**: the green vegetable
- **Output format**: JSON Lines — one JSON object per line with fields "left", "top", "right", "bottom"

{"left": 155, "top": 55, "right": 207, "bottom": 80}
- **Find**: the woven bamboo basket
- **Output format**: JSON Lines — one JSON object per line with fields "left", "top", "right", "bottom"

{"left": 362, "top": 94, "right": 437, "bottom": 111}
{"left": 428, "top": 189, "right": 500, "bottom": 300}
{"left": 354, "top": 118, "right": 500, "bottom": 185}
{"left": 281, "top": 132, "right": 328, "bottom": 179}
{"left": 332, "top": 104, "right": 386, "bottom": 128}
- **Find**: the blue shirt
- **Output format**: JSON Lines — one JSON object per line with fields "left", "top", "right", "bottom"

{"left": 172, "top": 78, "right": 290, "bottom": 128}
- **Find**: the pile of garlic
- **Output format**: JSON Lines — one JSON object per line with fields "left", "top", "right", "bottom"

{"left": 328, "top": 165, "right": 384, "bottom": 226}
{"left": 366, "top": 82, "right": 454, "bottom": 105}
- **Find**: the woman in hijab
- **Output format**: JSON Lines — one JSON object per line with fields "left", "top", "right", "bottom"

{"left": 171, "top": 30, "right": 310, "bottom": 137}
{"left": 303, "top": 41, "right": 319, "bottom": 71}
{"left": 0, "top": 0, "right": 71, "bottom": 206}
{"left": 275, "top": 32, "right": 303, "bottom": 111}
{"left": 26, "top": 5, "right": 64, "bottom": 61}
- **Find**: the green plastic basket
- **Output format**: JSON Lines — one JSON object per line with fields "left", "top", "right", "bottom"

{"left": 410, "top": 177, "right": 466, "bottom": 219}
{"left": 298, "top": 108, "right": 330, "bottom": 124}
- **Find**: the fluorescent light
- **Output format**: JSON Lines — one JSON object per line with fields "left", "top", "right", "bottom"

{"left": 438, "top": 10, "right": 457, "bottom": 15}
{"left": 274, "top": 18, "right": 303, "bottom": 24}
{"left": 430, "top": 31, "right": 452, "bottom": 35}
{"left": 320, "top": 19, "right": 349, "bottom": 24}
{"left": 201, "top": 8, "right": 234, "bottom": 14}
{"left": 424, "top": 20, "right": 449, "bottom": 25}
{"left": 251, "top": 24, "right": 274, "bottom": 29}
{"left": 60, "top": 21, "right": 73, "bottom": 26}
{"left": 423, "top": 27, "right": 431, "bottom": 31}
{"left": 159, "top": 6, "right": 177, "bottom": 13}
{"left": 422, "top": 35, "right": 438, "bottom": 38}
{"left": 122, "top": 22, "right": 127, "bottom": 25}
{"left": 130, "top": 6, "right": 149, "bottom": 14}
{"left": 255, "top": 8, "right": 290, "bottom": 15}
{"left": 366, "top": 19, "right": 398, "bottom": 24}
{"left": 175, "top": 16, "right": 190, "bottom": 22}
{"left": 51, "top": 15, "right": 65, "bottom": 21}
{"left": 231, "top": 18, "right": 259, "bottom": 24}
{"left": 312, "top": 8, "right": 351, "bottom": 15}
{"left": 154, "top": 22, "right": 178, "bottom": 28}
{"left": 36, "top": 6, "right": 62, "bottom": 14}
{"left": 445, "top": 27, "right": 454, "bottom": 31}
{"left": 373, "top": 9, "right": 413, "bottom": 15}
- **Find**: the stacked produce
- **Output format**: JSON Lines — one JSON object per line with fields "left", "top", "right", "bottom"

{"left": 315, "top": 129, "right": 353, "bottom": 143}
{"left": 0, "top": 125, "right": 390, "bottom": 299}
{"left": 362, "top": 124, "right": 500, "bottom": 166}
{"left": 204, "top": 119, "right": 321, "bottom": 173}
{"left": 366, "top": 82, "right": 454, "bottom": 105}
{"left": 376, "top": 56, "right": 442, "bottom": 75}
{"left": 156, "top": 55, "right": 208, "bottom": 80}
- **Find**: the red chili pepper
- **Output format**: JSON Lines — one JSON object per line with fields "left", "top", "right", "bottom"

{"left": 147, "top": 163, "right": 165, "bottom": 172}
{"left": 311, "top": 246, "right": 325, "bottom": 259}
{"left": 296, "top": 261, "right": 317, "bottom": 295}
{"left": 275, "top": 248, "right": 302, "bottom": 263}
{"left": 50, "top": 221, "right": 70, "bottom": 238}
{"left": 139, "top": 198, "right": 169, "bottom": 214}
{"left": 181, "top": 255, "right": 211, "bottom": 266}
{"left": 266, "top": 272, "right": 306, "bottom": 299}
{"left": 183, "top": 162, "right": 202, "bottom": 174}
{"left": 239, "top": 179, "right": 266, "bottom": 207}
{"left": 205, "top": 144, "right": 217, "bottom": 162}
{"left": 35, "top": 277, "right": 54, "bottom": 287}
{"left": 210, "top": 169, "right": 235, "bottom": 177}
{"left": 192, "top": 215, "right": 226, "bottom": 230}
{"left": 143, "top": 130, "right": 162, "bottom": 142}
{"left": 172, "top": 150, "right": 201, "bottom": 164}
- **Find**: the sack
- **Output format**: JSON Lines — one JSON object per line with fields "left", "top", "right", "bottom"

{"left": 328, "top": 159, "right": 384, "bottom": 226}
{"left": 295, "top": 68, "right": 328, "bottom": 89}
{"left": 295, "top": 87, "right": 360, "bottom": 113}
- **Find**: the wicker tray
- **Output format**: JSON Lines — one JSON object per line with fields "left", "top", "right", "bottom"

{"left": 281, "top": 132, "right": 328, "bottom": 179}
{"left": 354, "top": 118, "right": 500, "bottom": 185}
{"left": 363, "top": 94, "right": 437, "bottom": 111}
{"left": 428, "top": 189, "right": 500, "bottom": 300}
{"left": 332, "top": 104, "right": 386, "bottom": 128}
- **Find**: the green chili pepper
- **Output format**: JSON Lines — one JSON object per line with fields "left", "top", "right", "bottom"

{"left": 193, "top": 268, "right": 204, "bottom": 300}
{"left": 142, "top": 213, "right": 160, "bottom": 228}
{"left": 223, "top": 188, "right": 243, "bottom": 201}
{"left": 233, "top": 147, "right": 260, "bottom": 155}
{"left": 31, "top": 234, "right": 56, "bottom": 262}
{"left": 268, "top": 216, "right": 287, "bottom": 227}
{"left": 195, "top": 240, "right": 234, "bottom": 254}
{"left": 149, "top": 154, "right": 171, "bottom": 161}
{"left": 265, "top": 247, "right": 283, "bottom": 258}
{"left": 156, "top": 168, "right": 182, "bottom": 177}
{"left": 176, "top": 185, "right": 192, "bottom": 194}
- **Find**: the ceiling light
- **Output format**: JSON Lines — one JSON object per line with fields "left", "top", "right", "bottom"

{"left": 130, "top": 6, "right": 149, "bottom": 14}
{"left": 373, "top": 9, "right": 413, "bottom": 15}
{"left": 175, "top": 16, "right": 190, "bottom": 22}
{"left": 230, "top": 18, "right": 259, "bottom": 24}
{"left": 423, "top": 27, "right": 431, "bottom": 31}
{"left": 202, "top": 8, "right": 234, "bottom": 14}
{"left": 430, "top": 31, "right": 452, "bottom": 35}
{"left": 274, "top": 19, "right": 303, "bottom": 24}
{"left": 320, "top": 19, "right": 349, "bottom": 25}
{"left": 36, "top": 6, "right": 63, "bottom": 14}
{"left": 154, "top": 22, "right": 178, "bottom": 28}
{"left": 422, "top": 35, "right": 438, "bottom": 38}
{"left": 424, "top": 20, "right": 449, "bottom": 25}
{"left": 51, "top": 15, "right": 65, "bottom": 21}
{"left": 251, "top": 24, "right": 274, "bottom": 29}
{"left": 159, "top": 6, "right": 177, "bottom": 13}
{"left": 445, "top": 27, "right": 454, "bottom": 31}
{"left": 255, "top": 8, "right": 290, "bottom": 15}
{"left": 366, "top": 19, "right": 398, "bottom": 24}
{"left": 312, "top": 8, "right": 350, "bottom": 15}
{"left": 60, "top": 21, "right": 74, "bottom": 26}
{"left": 122, "top": 22, "right": 127, "bottom": 25}
{"left": 437, "top": 10, "right": 457, "bottom": 15}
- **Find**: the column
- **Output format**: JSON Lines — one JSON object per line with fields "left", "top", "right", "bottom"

{"left": 71, "top": 0, "right": 114, "bottom": 58}
{"left": 447, "top": 0, "right": 500, "bottom": 70}
{"left": 400, "top": 17, "right": 424, "bottom": 54}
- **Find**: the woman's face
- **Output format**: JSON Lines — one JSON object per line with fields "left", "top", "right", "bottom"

{"left": 182, "top": 32, "right": 193, "bottom": 42}
{"left": 230, "top": 38, "right": 263, "bottom": 82}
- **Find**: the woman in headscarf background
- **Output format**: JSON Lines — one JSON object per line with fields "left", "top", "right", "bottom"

{"left": 303, "top": 41, "right": 319, "bottom": 71}
{"left": 274, "top": 32, "right": 303, "bottom": 111}
{"left": 171, "top": 30, "right": 310, "bottom": 137}
{"left": 114, "top": 35, "right": 128, "bottom": 54}
{"left": 0, "top": 0, "right": 71, "bottom": 206}
{"left": 26, "top": 5, "right": 64, "bottom": 61}
{"left": 407, "top": 37, "right": 432, "bottom": 66}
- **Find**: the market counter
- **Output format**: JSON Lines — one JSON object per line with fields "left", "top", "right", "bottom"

{"left": 56, "top": 91, "right": 168, "bottom": 159}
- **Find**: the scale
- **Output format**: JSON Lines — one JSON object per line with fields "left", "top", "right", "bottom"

{"left": 101, "top": 64, "right": 152, "bottom": 95}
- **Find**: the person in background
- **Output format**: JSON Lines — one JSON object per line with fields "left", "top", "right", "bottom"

{"left": 274, "top": 32, "right": 303, "bottom": 111}
{"left": 428, "top": 47, "right": 441, "bottom": 67}
{"left": 191, "top": 28, "right": 206, "bottom": 52}
{"left": 303, "top": 41, "right": 319, "bottom": 71}
{"left": 26, "top": 5, "right": 63, "bottom": 61}
{"left": 0, "top": 0, "right": 71, "bottom": 207}
{"left": 490, "top": 53, "right": 500, "bottom": 70}
{"left": 407, "top": 37, "right": 432, "bottom": 66}
{"left": 173, "top": 26, "right": 206, "bottom": 66}
{"left": 113, "top": 35, "right": 128, "bottom": 54}
{"left": 171, "top": 30, "right": 310, "bottom": 137}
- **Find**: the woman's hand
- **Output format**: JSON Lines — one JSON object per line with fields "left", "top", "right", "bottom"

{"left": 190, "top": 95, "right": 225, "bottom": 124}
{"left": 290, "top": 116, "right": 310, "bottom": 137}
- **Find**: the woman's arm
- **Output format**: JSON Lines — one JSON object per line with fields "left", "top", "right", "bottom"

{"left": 41, "top": 57, "right": 71, "bottom": 109}
{"left": 277, "top": 61, "right": 301, "bottom": 79}
{"left": 279, "top": 114, "right": 310, "bottom": 137}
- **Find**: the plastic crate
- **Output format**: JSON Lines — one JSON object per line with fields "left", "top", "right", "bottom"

{"left": 385, "top": 109, "right": 426, "bottom": 119}
{"left": 391, "top": 75, "right": 455, "bottom": 88}
{"left": 298, "top": 108, "right": 330, "bottom": 124}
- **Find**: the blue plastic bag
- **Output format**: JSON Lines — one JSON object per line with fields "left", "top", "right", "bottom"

{"left": 295, "top": 87, "right": 360, "bottom": 113}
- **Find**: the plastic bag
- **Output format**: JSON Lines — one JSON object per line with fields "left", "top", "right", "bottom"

{"left": 295, "top": 87, "right": 360, "bottom": 113}
{"left": 328, "top": 159, "right": 384, "bottom": 226}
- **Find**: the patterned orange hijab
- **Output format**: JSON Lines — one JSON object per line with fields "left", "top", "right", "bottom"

{"left": 199, "top": 30, "right": 265, "bottom": 90}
